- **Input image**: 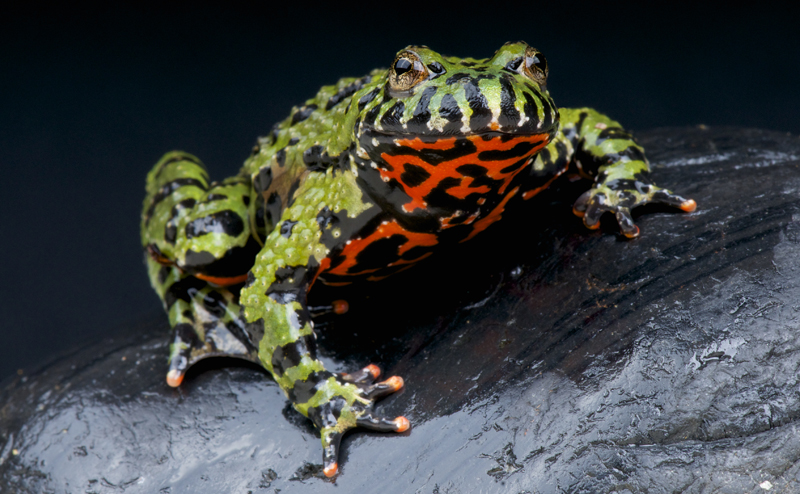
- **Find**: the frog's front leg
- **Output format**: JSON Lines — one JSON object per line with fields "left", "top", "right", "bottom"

{"left": 555, "top": 108, "right": 696, "bottom": 237}
{"left": 240, "top": 183, "right": 408, "bottom": 477}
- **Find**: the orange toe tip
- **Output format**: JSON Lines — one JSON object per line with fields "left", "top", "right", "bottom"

{"left": 166, "top": 369, "right": 184, "bottom": 388}
{"left": 393, "top": 416, "right": 411, "bottom": 433}
{"left": 384, "top": 376, "right": 404, "bottom": 391}
{"left": 585, "top": 222, "right": 600, "bottom": 230}
{"left": 680, "top": 199, "right": 697, "bottom": 212}
{"left": 572, "top": 208, "right": 586, "bottom": 218}
{"left": 622, "top": 226, "right": 640, "bottom": 239}
{"left": 332, "top": 299, "right": 349, "bottom": 315}
{"left": 365, "top": 364, "right": 381, "bottom": 379}
{"left": 323, "top": 462, "right": 338, "bottom": 477}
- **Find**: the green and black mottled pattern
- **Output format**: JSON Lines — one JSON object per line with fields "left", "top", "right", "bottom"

{"left": 140, "top": 41, "right": 693, "bottom": 476}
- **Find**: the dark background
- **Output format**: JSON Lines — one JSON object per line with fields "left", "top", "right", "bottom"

{"left": 1, "top": 2, "right": 798, "bottom": 382}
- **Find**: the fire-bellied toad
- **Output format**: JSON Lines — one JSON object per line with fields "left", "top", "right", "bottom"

{"left": 140, "top": 41, "right": 695, "bottom": 477}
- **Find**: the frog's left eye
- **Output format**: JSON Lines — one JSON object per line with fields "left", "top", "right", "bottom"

{"left": 389, "top": 50, "right": 429, "bottom": 93}
{"left": 522, "top": 47, "right": 548, "bottom": 84}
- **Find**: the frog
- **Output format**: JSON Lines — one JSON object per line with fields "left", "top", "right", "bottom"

{"left": 140, "top": 41, "right": 696, "bottom": 477}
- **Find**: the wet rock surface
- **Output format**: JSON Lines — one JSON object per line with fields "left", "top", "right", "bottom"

{"left": 2, "top": 126, "right": 800, "bottom": 493}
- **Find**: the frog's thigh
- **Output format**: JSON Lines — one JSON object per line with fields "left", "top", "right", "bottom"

{"left": 172, "top": 178, "right": 261, "bottom": 283}
{"left": 142, "top": 152, "right": 210, "bottom": 260}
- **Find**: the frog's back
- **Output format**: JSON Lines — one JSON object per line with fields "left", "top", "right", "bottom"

{"left": 242, "top": 71, "right": 385, "bottom": 176}
{"left": 240, "top": 70, "right": 384, "bottom": 239}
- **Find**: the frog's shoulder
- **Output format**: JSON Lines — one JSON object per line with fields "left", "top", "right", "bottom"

{"left": 305, "top": 68, "right": 385, "bottom": 115}
{"left": 242, "top": 69, "right": 384, "bottom": 178}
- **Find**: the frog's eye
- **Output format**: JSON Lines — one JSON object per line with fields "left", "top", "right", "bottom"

{"left": 522, "top": 47, "right": 548, "bottom": 84}
{"left": 389, "top": 51, "right": 429, "bottom": 93}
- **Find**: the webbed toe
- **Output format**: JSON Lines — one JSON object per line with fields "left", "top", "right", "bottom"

{"left": 311, "top": 365, "right": 409, "bottom": 477}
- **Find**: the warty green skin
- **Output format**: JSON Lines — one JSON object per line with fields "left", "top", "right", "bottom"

{"left": 140, "top": 41, "right": 694, "bottom": 476}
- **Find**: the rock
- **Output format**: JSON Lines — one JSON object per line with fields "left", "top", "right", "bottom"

{"left": 2, "top": 126, "right": 800, "bottom": 493}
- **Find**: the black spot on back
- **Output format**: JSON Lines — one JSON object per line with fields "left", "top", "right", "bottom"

{"left": 326, "top": 77, "right": 370, "bottom": 111}
{"left": 276, "top": 148, "right": 287, "bottom": 167}
{"left": 144, "top": 178, "right": 206, "bottom": 225}
{"left": 280, "top": 219, "right": 298, "bottom": 238}
{"left": 185, "top": 210, "right": 245, "bottom": 239}
{"left": 291, "top": 104, "right": 317, "bottom": 126}
{"left": 315, "top": 206, "right": 335, "bottom": 229}
{"left": 302, "top": 145, "right": 348, "bottom": 172}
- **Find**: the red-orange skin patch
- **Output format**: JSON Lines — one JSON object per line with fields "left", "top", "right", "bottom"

{"left": 439, "top": 210, "right": 479, "bottom": 229}
{"left": 521, "top": 169, "right": 565, "bottom": 201}
{"left": 309, "top": 257, "right": 332, "bottom": 289}
{"left": 321, "top": 220, "right": 439, "bottom": 278}
{"left": 147, "top": 245, "right": 250, "bottom": 288}
{"left": 381, "top": 134, "right": 550, "bottom": 213}
{"left": 194, "top": 272, "right": 249, "bottom": 287}
{"left": 462, "top": 186, "right": 519, "bottom": 242}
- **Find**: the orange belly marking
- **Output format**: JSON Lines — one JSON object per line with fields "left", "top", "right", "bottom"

{"left": 322, "top": 220, "right": 439, "bottom": 278}
{"left": 381, "top": 134, "right": 550, "bottom": 213}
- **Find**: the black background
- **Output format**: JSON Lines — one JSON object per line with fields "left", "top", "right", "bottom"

{"left": 1, "top": 2, "right": 798, "bottom": 382}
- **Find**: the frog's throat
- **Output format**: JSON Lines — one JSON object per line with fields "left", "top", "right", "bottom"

{"left": 368, "top": 132, "right": 551, "bottom": 214}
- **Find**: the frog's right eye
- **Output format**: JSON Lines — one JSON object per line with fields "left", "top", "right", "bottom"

{"left": 389, "top": 51, "right": 429, "bottom": 93}
{"left": 522, "top": 47, "right": 548, "bottom": 84}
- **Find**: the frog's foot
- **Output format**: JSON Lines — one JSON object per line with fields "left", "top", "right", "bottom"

{"left": 310, "top": 365, "right": 409, "bottom": 477}
{"left": 165, "top": 323, "right": 198, "bottom": 387}
{"left": 573, "top": 179, "right": 696, "bottom": 238}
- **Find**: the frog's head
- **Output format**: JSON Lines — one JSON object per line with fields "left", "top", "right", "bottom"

{"left": 356, "top": 41, "right": 557, "bottom": 139}
{"left": 350, "top": 41, "right": 559, "bottom": 214}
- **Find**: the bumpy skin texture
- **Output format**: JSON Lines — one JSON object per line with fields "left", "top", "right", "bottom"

{"left": 140, "top": 41, "right": 694, "bottom": 477}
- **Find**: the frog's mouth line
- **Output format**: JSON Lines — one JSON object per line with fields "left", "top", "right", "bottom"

{"left": 372, "top": 132, "right": 551, "bottom": 213}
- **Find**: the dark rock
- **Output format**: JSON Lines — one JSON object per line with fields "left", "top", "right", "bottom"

{"left": 2, "top": 126, "right": 800, "bottom": 493}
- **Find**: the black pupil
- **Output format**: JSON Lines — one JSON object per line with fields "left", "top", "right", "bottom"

{"left": 395, "top": 58, "right": 413, "bottom": 75}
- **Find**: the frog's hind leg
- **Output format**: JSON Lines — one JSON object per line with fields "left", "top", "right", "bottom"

{"left": 141, "top": 151, "right": 261, "bottom": 284}
{"left": 146, "top": 258, "right": 258, "bottom": 387}
{"left": 141, "top": 151, "right": 259, "bottom": 386}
